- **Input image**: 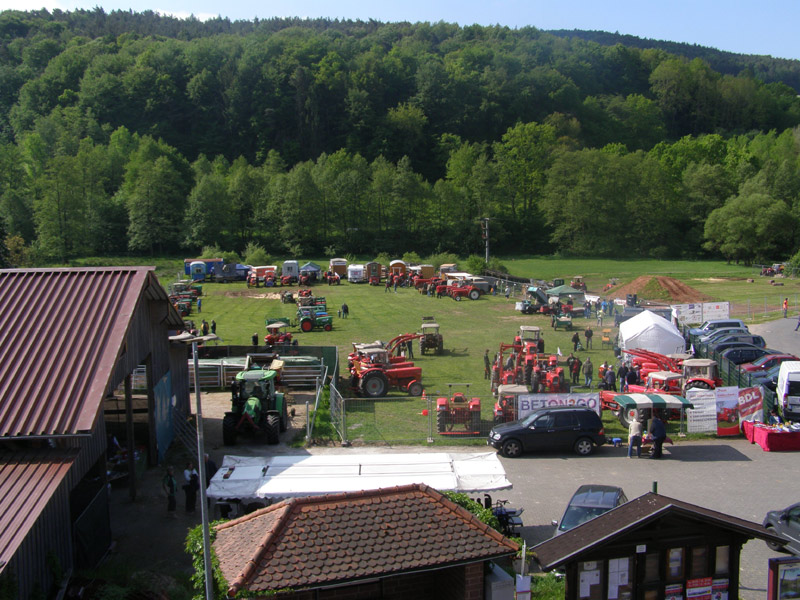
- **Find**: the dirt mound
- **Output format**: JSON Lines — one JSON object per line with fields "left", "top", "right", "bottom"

{"left": 221, "top": 289, "right": 283, "bottom": 300}
{"left": 607, "top": 276, "right": 711, "bottom": 304}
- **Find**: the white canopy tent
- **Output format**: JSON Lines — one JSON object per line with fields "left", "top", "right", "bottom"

{"left": 207, "top": 453, "right": 512, "bottom": 501}
{"left": 618, "top": 310, "right": 685, "bottom": 355}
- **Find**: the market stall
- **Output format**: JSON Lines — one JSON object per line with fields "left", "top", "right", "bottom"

{"left": 742, "top": 420, "right": 800, "bottom": 451}
{"left": 605, "top": 393, "right": 694, "bottom": 433}
{"left": 207, "top": 452, "right": 512, "bottom": 502}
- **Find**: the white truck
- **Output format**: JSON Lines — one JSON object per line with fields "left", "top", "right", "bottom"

{"left": 776, "top": 361, "right": 800, "bottom": 422}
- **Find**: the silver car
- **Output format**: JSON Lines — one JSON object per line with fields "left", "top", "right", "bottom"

{"left": 763, "top": 502, "right": 800, "bottom": 554}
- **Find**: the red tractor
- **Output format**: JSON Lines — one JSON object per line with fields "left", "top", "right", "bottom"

{"left": 436, "top": 384, "right": 482, "bottom": 434}
{"left": 349, "top": 349, "right": 423, "bottom": 398}
{"left": 447, "top": 282, "right": 481, "bottom": 301}
{"left": 493, "top": 384, "right": 528, "bottom": 424}
{"left": 491, "top": 343, "right": 524, "bottom": 395}
{"left": 264, "top": 321, "right": 293, "bottom": 347}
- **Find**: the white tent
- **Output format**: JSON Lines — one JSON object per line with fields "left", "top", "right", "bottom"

{"left": 207, "top": 453, "right": 511, "bottom": 501}
{"left": 618, "top": 310, "right": 685, "bottom": 355}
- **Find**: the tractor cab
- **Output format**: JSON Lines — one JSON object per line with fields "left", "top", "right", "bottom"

{"left": 493, "top": 384, "right": 529, "bottom": 424}
{"left": 570, "top": 276, "right": 586, "bottom": 291}
{"left": 643, "top": 371, "right": 683, "bottom": 394}
{"left": 519, "top": 326, "right": 541, "bottom": 344}
{"left": 419, "top": 317, "right": 444, "bottom": 355}
{"left": 682, "top": 358, "right": 721, "bottom": 389}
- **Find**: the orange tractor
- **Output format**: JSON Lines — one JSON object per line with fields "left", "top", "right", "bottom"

{"left": 436, "top": 384, "right": 482, "bottom": 434}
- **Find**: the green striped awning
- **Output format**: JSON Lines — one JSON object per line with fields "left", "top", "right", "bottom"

{"left": 612, "top": 393, "right": 694, "bottom": 411}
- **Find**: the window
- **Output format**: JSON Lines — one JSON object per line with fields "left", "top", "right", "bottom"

{"left": 578, "top": 560, "right": 604, "bottom": 600}
{"left": 666, "top": 547, "right": 684, "bottom": 581}
{"left": 689, "top": 546, "right": 707, "bottom": 579}
{"left": 554, "top": 412, "right": 577, "bottom": 428}
{"left": 644, "top": 552, "right": 660, "bottom": 582}
{"left": 714, "top": 546, "right": 729, "bottom": 575}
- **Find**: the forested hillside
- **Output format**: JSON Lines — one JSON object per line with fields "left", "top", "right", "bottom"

{"left": 2, "top": 9, "right": 800, "bottom": 266}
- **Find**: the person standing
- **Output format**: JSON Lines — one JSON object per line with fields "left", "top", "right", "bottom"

{"left": 571, "top": 331, "right": 580, "bottom": 352}
{"left": 537, "top": 335, "right": 545, "bottom": 354}
{"left": 618, "top": 364, "right": 629, "bottom": 392}
{"left": 162, "top": 466, "right": 177, "bottom": 518}
{"left": 196, "top": 297, "right": 202, "bottom": 313}
{"left": 210, "top": 320, "right": 216, "bottom": 334}
{"left": 571, "top": 356, "right": 582, "bottom": 385}
{"left": 341, "top": 302, "right": 349, "bottom": 318}
{"left": 597, "top": 311, "right": 603, "bottom": 327}
{"left": 649, "top": 414, "right": 667, "bottom": 459}
{"left": 784, "top": 298, "right": 789, "bottom": 318}
{"left": 584, "top": 326, "right": 593, "bottom": 349}
{"left": 183, "top": 462, "right": 199, "bottom": 513}
{"left": 627, "top": 417, "right": 642, "bottom": 458}
{"left": 582, "top": 357, "right": 593, "bottom": 388}
{"left": 201, "top": 319, "right": 209, "bottom": 335}
{"left": 251, "top": 332, "right": 258, "bottom": 347}
{"left": 484, "top": 349, "right": 491, "bottom": 379}
{"left": 405, "top": 338, "right": 414, "bottom": 359}
{"left": 604, "top": 367, "right": 617, "bottom": 392}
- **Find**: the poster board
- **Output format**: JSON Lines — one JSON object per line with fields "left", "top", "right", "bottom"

{"left": 517, "top": 392, "right": 601, "bottom": 419}
{"left": 687, "top": 390, "right": 718, "bottom": 433}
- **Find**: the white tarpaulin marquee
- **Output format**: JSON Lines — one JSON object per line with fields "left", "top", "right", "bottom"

{"left": 207, "top": 453, "right": 512, "bottom": 500}
{"left": 618, "top": 310, "right": 685, "bottom": 355}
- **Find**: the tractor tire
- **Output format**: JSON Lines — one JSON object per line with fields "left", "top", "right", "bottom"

{"left": 437, "top": 411, "right": 447, "bottom": 433}
{"left": 437, "top": 338, "right": 443, "bottom": 354}
{"left": 468, "top": 289, "right": 480, "bottom": 301}
{"left": 265, "top": 414, "right": 280, "bottom": 444}
{"left": 470, "top": 412, "right": 481, "bottom": 432}
{"left": 300, "top": 319, "right": 313, "bottom": 332}
{"left": 453, "top": 295, "right": 461, "bottom": 302}
{"left": 222, "top": 414, "right": 238, "bottom": 446}
{"left": 618, "top": 409, "right": 634, "bottom": 429}
{"left": 524, "top": 364, "right": 532, "bottom": 386}
{"left": 419, "top": 339, "right": 426, "bottom": 355}
{"left": 407, "top": 381, "right": 423, "bottom": 396}
{"left": 361, "top": 371, "right": 389, "bottom": 398}
{"left": 323, "top": 323, "right": 332, "bottom": 331}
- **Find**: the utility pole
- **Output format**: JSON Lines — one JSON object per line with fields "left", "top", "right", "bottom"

{"left": 481, "top": 217, "right": 490, "bottom": 263}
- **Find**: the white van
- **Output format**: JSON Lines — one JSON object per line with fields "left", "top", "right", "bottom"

{"left": 776, "top": 361, "right": 800, "bottom": 421}
{"left": 347, "top": 264, "right": 365, "bottom": 283}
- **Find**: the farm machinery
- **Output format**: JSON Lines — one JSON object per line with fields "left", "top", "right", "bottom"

{"left": 348, "top": 333, "right": 425, "bottom": 398}
{"left": 491, "top": 327, "right": 569, "bottom": 396}
{"left": 493, "top": 384, "right": 529, "bottom": 424}
{"left": 297, "top": 305, "right": 333, "bottom": 332}
{"left": 570, "top": 276, "right": 587, "bottom": 291}
{"left": 264, "top": 321, "right": 293, "bottom": 346}
{"left": 222, "top": 368, "right": 288, "bottom": 445}
{"left": 418, "top": 317, "right": 444, "bottom": 355}
{"left": 436, "top": 384, "right": 481, "bottom": 434}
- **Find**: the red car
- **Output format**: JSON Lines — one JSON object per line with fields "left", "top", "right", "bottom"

{"left": 739, "top": 353, "right": 798, "bottom": 373}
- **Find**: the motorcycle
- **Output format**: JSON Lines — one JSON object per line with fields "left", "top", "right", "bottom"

{"left": 478, "top": 493, "right": 524, "bottom": 537}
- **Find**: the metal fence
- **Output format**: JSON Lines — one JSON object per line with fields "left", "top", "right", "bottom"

{"left": 327, "top": 385, "right": 505, "bottom": 445}
{"left": 681, "top": 327, "right": 776, "bottom": 415}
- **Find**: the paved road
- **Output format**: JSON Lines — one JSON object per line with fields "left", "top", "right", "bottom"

{"left": 303, "top": 438, "right": 796, "bottom": 600}
{"left": 748, "top": 317, "right": 800, "bottom": 356}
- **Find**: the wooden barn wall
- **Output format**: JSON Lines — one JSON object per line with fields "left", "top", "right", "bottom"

{"left": 109, "top": 297, "right": 179, "bottom": 403}
{"left": 6, "top": 479, "right": 72, "bottom": 600}
{"left": 64, "top": 418, "right": 106, "bottom": 488}
{"left": 169, "top": 344, "right": 190, "bottom": 414}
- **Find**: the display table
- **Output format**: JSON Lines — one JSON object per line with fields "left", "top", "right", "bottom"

{"left": 742, "top": 420, "right": 800, "bottom": 451}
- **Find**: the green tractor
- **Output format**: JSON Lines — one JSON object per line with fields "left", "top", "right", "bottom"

{"left": 222, "top": 369, "right": 288, "bottom": 445}
{"left": 297, "top": 305, "right": 333, "bottom": 332}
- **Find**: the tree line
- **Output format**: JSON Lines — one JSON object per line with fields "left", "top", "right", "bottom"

{"left": 2, "top": 11, "right": 800, "bottom": 265}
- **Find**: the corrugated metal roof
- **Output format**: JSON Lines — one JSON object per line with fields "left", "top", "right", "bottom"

{"left": 0, "top": 450, "right": 76, "bottom": 571}
{"left": 0, "top": 267, "right": 183, "bottom": 437}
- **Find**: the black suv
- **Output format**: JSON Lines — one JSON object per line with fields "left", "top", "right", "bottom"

{"left": 488, "top": 406, "right": 606, "bottom": 458}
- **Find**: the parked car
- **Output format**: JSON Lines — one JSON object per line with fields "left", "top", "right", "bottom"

{"left": 697, "top": 327, "right": 750, "bottom": 345}
{"left": 688, "top": 319, "right": 747, "bottom": 340}
{"left": 709, "top": 334, "right": 766, "bottom": 350}
{"left": 752, "top": 364, "right": 781, "bottom": 392}
{"left": 763, "top": 502, "right": 800, "bottom": 554}
{"left": 488, "top": 406, "right": 605, "bottom": 458}
{"left": 740, "top": 354, "right": 799, "bottom": 373}
{"left": 718, "top": 345, "right": 773, "bottom": 365}
{"left": 552, "top": 485, "right": 628, "bottom": 536}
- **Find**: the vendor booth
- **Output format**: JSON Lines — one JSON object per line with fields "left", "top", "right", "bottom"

{"left": 604, "top": 393, "right": 694, "bottom": 432}
{"left": 618, "top": 310, "right": 685, "bottom": 355}
{"left": 207, "top": 453, "right": 511, "bottom": 512}
{"left": 742, "top": 420, "right": 800, "bottom": 451}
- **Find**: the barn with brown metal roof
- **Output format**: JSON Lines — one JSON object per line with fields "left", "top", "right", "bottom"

{"left": 0, "top": 267, "right": 188, "bottom": 598}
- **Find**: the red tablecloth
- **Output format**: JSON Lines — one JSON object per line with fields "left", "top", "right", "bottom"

{"left": 742, "top": 420, "right": 800, "bottom": 451}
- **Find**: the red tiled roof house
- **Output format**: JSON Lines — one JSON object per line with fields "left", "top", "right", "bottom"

{"left": 213, "top": 483, "right": 519, "bottom": 600}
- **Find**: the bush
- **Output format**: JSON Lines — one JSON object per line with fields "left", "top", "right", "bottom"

{"left": 220, "top": 251, "right": 240, "bottom": 265}
{"left": 464, "top": 255, "right": 487, "bottom": 274}
{"left": 426, "top": 252, "right": 459, "bottom": 271}
{"left": 402, "top": 251, "right": 422, "bottom": 265}
{"left": 242, "top": 242, "right": 271, "bottom": 266}
{"left": 200, "top": 245, "right": 222, "bottom": 259}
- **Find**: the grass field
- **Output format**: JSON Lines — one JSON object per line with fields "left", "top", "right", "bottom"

{"left": 71, "top": 255, "right": 791, "bottom": 443}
